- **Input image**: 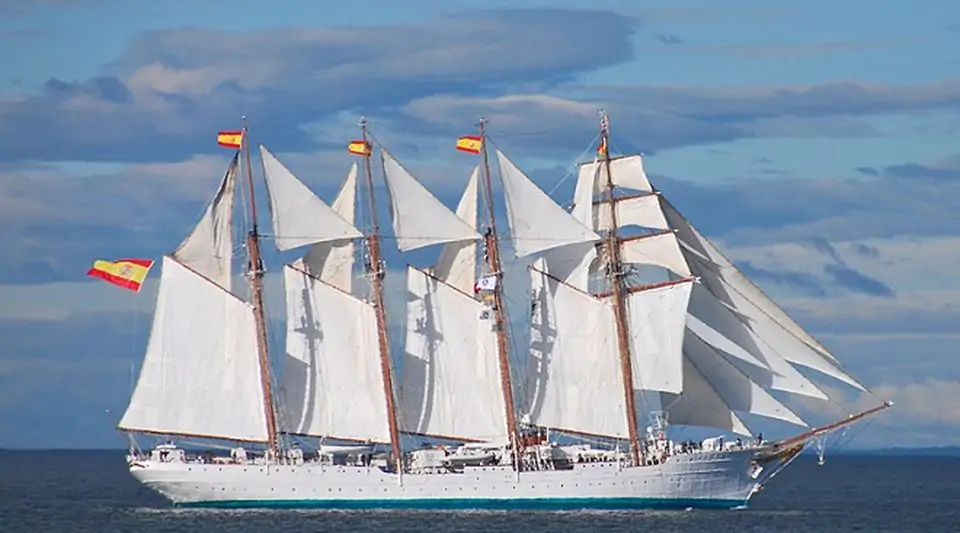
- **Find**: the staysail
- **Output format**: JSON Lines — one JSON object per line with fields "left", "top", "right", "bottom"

{"left": 433, "top": 167, "right": 480, "bottom": 295}
{"left": 496, "top": 150, "right": 600, "bottom": 258}
{"left": 661, "top": 198, "right": 866, "bottom": 390}
{"left": 260, "top": 145, "right": 362, "bottom": 250}
{"left": 295, "top": 163, "right": 358, "bottom": 293}
{"left": 172, "top": 154, "right": 238, "bottom": 291}
{"left": 381, "top": 150, "right": 480, "bottom": 252}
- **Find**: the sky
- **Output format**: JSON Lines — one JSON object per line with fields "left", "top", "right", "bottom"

{"left": 1, "top": 0, "right": 959, "bottom": 450}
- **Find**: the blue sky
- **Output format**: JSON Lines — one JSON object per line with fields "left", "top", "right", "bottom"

{"left": 1, "top": 0, "right": 959, "bottom": 449}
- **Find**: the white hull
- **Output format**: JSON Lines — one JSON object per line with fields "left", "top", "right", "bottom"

{"left": 130, "top": 448, "right": 788, "bottom": 510}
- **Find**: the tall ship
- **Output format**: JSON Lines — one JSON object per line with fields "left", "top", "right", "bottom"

{"left": 101, "top": 112, "right": 891, "bottom": 509}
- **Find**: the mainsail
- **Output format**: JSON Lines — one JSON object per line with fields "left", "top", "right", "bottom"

{"left": 282, "top": 264, "right": 391, "bottom": 442}
{"left": 400, "top": 266, "right": 506, "bottom": 441}
{"left": 119, "top": 256, "right": 268, "bottom": 442}
{"left": 528, "top": 259, "right": 625, "bottom": 437}
{"left": 392, "top": 164, "right": 506, "bottom": 442}
{"left": 119, "top": 155, "right": 270, "bottom": 442}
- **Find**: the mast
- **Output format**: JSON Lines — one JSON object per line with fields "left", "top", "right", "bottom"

{"left": 358, "top": 117, "right": 404, "bottom": 471}
{"left": 477, "top": 118, "right": 523, "bottom": 469}
{"left": 597, "top": 110, "right": 643, "bottom": 466}
{"left": 240, "top": 117, "right": 280, "bottom": 457}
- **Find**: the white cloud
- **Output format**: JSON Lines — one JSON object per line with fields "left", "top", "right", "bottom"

{"left": 0, "top": 9, "right": 638, "bottom": 163}
{"left": 725, "top": 236, "right": 960, "bottom": 294}
{"left": 872, "top": 381, "right": 960, "bottom": 426}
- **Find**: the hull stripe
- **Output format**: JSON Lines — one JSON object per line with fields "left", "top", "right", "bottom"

{"left": 177, "top": 497, "right": 748, "bottom": 510}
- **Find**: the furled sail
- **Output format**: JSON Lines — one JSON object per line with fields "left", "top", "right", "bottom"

{"left": 295, "top": 163, "right": 358, "bottom": 293}
{"left": 280, "top": 265, "right": 391, "bottom": 442}
{"left": 260, "top": 145, "right": 362, "bottom": 251}
{"left": 433, "top": 167, "right": 480, "bottom": 295}
{"left": 526, "top": 258, "right": 627, "bottom": 438}
{"left": 398, "top": 267, "right": 506, "bottom": 442}
{"left": 173, "top": 154, "right": 238, "bottom": 291}
{"left": 118, "top": 256, "right": 269, "bottom": 442}
{"left": 381, "top": 150, "right": 480, "bottom": 252}
{"left": 496, "top": 150, "right": 600, "bottom": 258}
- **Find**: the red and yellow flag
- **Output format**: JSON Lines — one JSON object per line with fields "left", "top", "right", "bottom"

{"left": 597, "top": 137, "right": 608, "bottom": 157}
{"left": 217, "top": 130, "right": 243, "bottom": 149}
{"left": 347, "top": 140, "right": 372, "bottom": 156}
{"left": 87, "top": 258, "right": 155, "bottom": 293}
{"left": 456, "top": 135, "right": 482, "bottom": 154}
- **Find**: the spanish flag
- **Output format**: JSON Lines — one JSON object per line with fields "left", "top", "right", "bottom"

{"left": 347, "top": 140, "right": 372, "bottom": 156}
{"left": 456, "top": 135, "right": 482, "bottom": 154}
{"left": 217, "top": 130, "right": 243, "bottom": 149}
{"left": 87, "top": 258, "right": 155, "bottom": 293}
{"left": 597, "top": 137, "right": 608, "bottom": 157}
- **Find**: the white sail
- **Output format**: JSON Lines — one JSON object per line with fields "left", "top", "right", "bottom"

{"left": 623, "top": 280, "right": 693, "bottom": 395}
{"left": 691, "top": 257, "right": 866, "bottom": 390}
{"left": 527, "top": 259, "right": 626, "bottom": 438}
{"left": 686, "top": 284, "right": 829, "bottom": 400}
{"left": 595, "top": 193, "right": 669, "bottom": 232}
{"left": 381, "top": 150, "right": 480, "bottom": 252}
{"left": 620, "top": 232, "right": 692, "bottom": 278}
{"left": 399, "top": 267, "right": 506, "bottom": 442}
{"left": 541, "top": 243, "right": 599, "bottom": 294}
{"left": 260, "top": 146, "right": 362, "bottom": 251}
{"left": 660, "top": 358, "right": 752, "bottom": 437}
{"left": 433, "top": 167, "right": 480, "bottom": 294}
{"left": 173, "top": 155, "right": 237, "bottom": 291}
{"left": 547, "top": 160, "right": 602, "bottom": 291}
{"left": 281, "top": 265, "right": 390, "bottom": 442}
{"left": 496, "top": 150, "right": 600, "bottom": 258}
{"left": 119, "top": 256, "right": 268, "bottom": 442}
{"left": 296, "top": 163, "right": 358, "bottom": 293}
{"left": 683, "top": 331, "right": 808, "bottom": 427}
{"left": 578, "top": 155, "right": 653, "bottom": 194}
{"left": 661, "top": 198, "right": 838, "bottom": 362}
{"left": 658, "top": 197, "right": 865, "bottom": 390}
